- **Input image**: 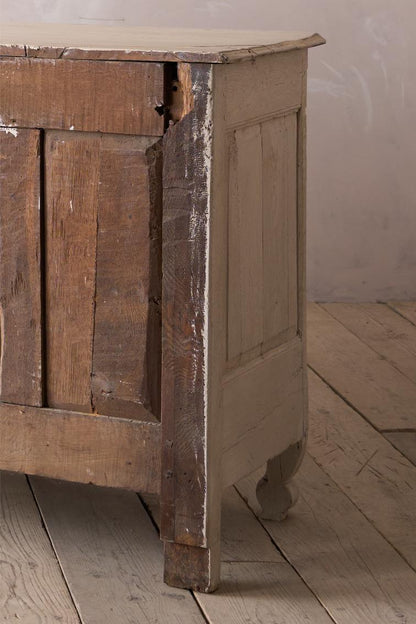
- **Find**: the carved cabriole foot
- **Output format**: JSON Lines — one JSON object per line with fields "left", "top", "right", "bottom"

{"left": 256, "top": 438, "right": 306, "bottom": 521}
{"left": 163, "top": 541, "right": 220, "bottom": 593}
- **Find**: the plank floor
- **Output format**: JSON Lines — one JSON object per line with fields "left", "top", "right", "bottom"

{"left": 0, "top": 302, "right": 416, "bottom": 623}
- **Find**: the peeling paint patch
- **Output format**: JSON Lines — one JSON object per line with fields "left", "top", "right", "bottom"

{"left": 0, "top": 127, "right": 19, "bottom": 137}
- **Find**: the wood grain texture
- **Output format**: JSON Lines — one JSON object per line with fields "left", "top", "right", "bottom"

{"left": 308, "top": 303, "right": 416, "bottom": 429}
{"left": 30, "top": 477, "right": 205, "bottom": 624}
{"left": 0, "top": 127, "right": 42, "bottom": 407}
{"left": 0, "top": 471, "right": 78, "bottom": 622}
{"left": 198, "top": 561, "right": 335, "bottom": 624}
{"left": 307, "top": 369, "right": 416, "bottom": 571}
{"left": 163, "top": 541, "right": 220, "bottom": 592}
{"left": 0, "top": 23, "right": 325, "bottom": 63}
{"left": 45, "top": 131, "right": 100, "bottom": 412}
{"left": 388, "top": 301, "right": 416, "bottom": 326}
{"left": 227, "top": 123, "right": 263, "bottom": 360}
{"left": 91, "top": 135, "right": 162, "bottom": 420}
{"left": 0, "top": 402, "right": 160, "bottom": 492}
{"left": 222, "top": 51, "right": 305, "bottom": 128}
{"left": 238, "top": 454, "right": 416, "bottom": 624}
{"left": 262, "top": 113, "right": 298, "bottom": 346}
{"left": 45, "top": 131, "right": 162, "bottom": 418}
{"left": 222, "top": 338, "right": 304, "bottom": 487}
{"left": 227, "top": 112, "right": 299, "bottom": 364}
{"left": 161, "top": 64, "right": 214, "bottom": 548}
{"left": 384, "top": 432, "right": 416, "bottom": 466}
{"left": 322, "top": 302, "right": 416, "bottom": 385}
{"left": 0, "top": 57, "right": 164, "bottom": 135}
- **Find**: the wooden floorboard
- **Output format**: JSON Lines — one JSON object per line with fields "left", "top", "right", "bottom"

{"left": 308, "top": 302, "right": 416, "bottom": 430}
{"left": 384, "top": 431, "right": 416, "bottom": 466}
{"left": 143, "top": 487, "right": 335, "bottom": 623}
{"left": 236, "top": 454, "right": 416, "bottom": 624}
{"left": 322, "top": 302, "right": 416, "bottom": 385}
{"left": 307, "top": 369, "right": 416, "bottom": 571}
{"left": 0, "top": 471, "right": 79, "bottom": 623}
{"left": 387, "top": 301, "right": 416, "bottom": 327}
{"left": 30, "top": 477, "right": 205, "bottom": 624}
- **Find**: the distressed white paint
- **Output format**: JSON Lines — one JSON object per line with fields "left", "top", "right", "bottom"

{"left": 1, "top": 1, "right": 413, "bottom": 301}
{"left": 0, "top": 127, "right": 19, "bottom": 137}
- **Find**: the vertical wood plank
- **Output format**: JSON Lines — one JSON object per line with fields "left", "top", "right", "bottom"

{"left": 262, "top": 113, "right": 298, "bottom": 345}
{"left": 92, "top": 135, "right": 162, "bottom": 419}
{"left": 161, "top": 64, "right": 215, "bottom": 548}
{"left": 0, "top": 127, "right": 42, "bottom": 406}
{"left": 45, "top": 131, "right": 100, "bottom": 412}
{"left": 227, "top": 124, "right": 263, "bottom": 361}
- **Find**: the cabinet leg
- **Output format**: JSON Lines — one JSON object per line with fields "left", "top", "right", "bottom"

{"left": 163, "top": 540, "right": 220, "bottom": 593}
{"left": 256, "top": 438, "right": 306, "bottom": 521}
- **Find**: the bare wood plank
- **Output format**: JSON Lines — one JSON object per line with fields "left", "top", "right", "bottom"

{"left": 0, "top": 24, "right": 325, "bottom": 63}
{"left": 30, "top": 477, "right": 205, "bottom": 624}
{"left": 45, "top": 131, "right": 100, "bottom": 412}
{"left": 92, "top": 135, "right": 162, "bottom": 420}
{"left": 322, "top": 302, "right": 416, "bottom": 385}
{"left": 0, "top": 58, "right": 164, "bottom": 135}
{"left": 388, "top": 301, "right": 416, "bottom": 327}
{"left": 262, "top": 113, "right": 298, "bottom": 346}
{"left": 161, "top": 64, "right": 215, "bottom": 547}
{"left": 198, "top": 561, "right": 335, "bottom": 624}
{"left": 308, "top": 302, "right": 416, "bottom": 429}
{"left": 0, "top": 402, "right": 160, "bottom": 493}
{"left": 384, "top": 432, "right": 416, "bottom": 466}
{"left": 0, "top": 127, "right": 42, "bottom": 406}
{"left": 222, "top": 338, "right": 304, "bottom": 487}
{"left": 307, "top": 369, "right": 416, "bottom": 570}
{"left": 237, "top": 455, "right": 416, "bottom": 624}
{"left": 227, "top": 123, "right": 263, "bottom": 361}
{"left": 0, "top": 471, "right": 79, "bottom": 622}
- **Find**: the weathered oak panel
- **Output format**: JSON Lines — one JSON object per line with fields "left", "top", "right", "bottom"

{"left": 0, "top": 402, "right": 160, "bottom": 492}
{"left": 262, "top": 113, "right": 298, "bottom": 346}
{"left": 0, "top": 57, "right": 164, "bottom": 135}
{"left": 0, "top": 127, "right": 42, "bottom": 406}
{"left": 228, "top": 123, "right": 263, "bottom": 360}
{"left": 45, "top": 131, "right": 162, "bottom": 418}
{"left": 222, "top": 337, "right": 304, "bottom": 487}
{"left": 227, "top": 112, "right": 299, "bottom": 365}
{"left": 45, "top": 131, "right": 100, "bottom": 412}
{"left": 92, "top": 135, "right": 162, "bottom": 419}
{"left": 161, "top": 64, "right": 213, "bottom": 548}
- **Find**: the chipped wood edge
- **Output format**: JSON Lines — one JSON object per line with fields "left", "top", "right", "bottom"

{"left": 0, "top": 33, "right": 325, "bottom": 63}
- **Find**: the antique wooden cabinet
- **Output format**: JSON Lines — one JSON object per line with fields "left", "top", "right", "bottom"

{"left": 0, "top": 24, "right": 324, "bottom": 592}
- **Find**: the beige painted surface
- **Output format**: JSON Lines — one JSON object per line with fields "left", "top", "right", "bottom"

{"left": 1, "top": 1, "right": 415, "bottom": 301}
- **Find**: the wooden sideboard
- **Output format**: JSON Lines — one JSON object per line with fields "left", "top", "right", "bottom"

{"left": 0, "top": 23, "right": 324, "bottom": 592}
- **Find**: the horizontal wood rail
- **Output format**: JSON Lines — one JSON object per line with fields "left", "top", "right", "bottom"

{"left": 0, "top": 57, "right": 165, "bottom": 136}
{"left": 0, "top": 402, "right": 161, "bottom": 492}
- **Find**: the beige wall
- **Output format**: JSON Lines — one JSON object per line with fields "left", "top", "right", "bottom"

{"left": 1, "top": 1, "right": 415, "bottom": 301}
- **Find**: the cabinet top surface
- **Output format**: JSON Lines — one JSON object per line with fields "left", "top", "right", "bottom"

{"left": 0, "top": 23, "right": 325, "bottom": 63}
